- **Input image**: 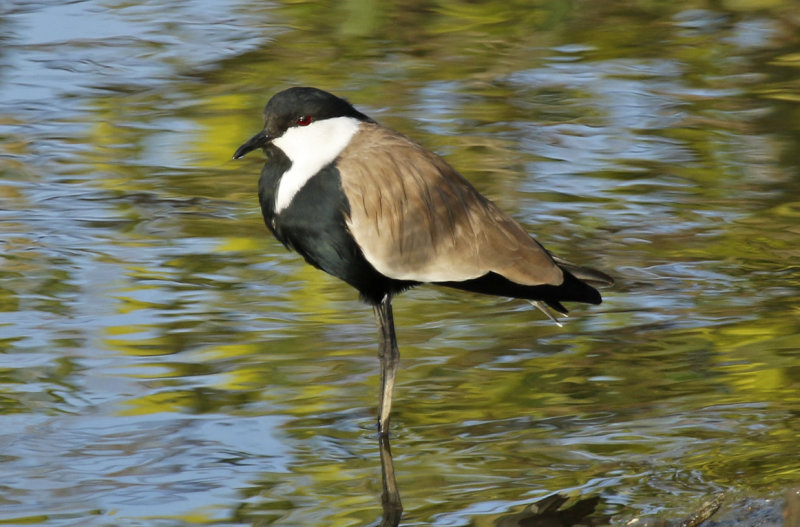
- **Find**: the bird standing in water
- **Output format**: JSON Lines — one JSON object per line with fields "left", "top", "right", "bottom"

{"left": 234, "top": 87, "right": 613, "bottom": 435}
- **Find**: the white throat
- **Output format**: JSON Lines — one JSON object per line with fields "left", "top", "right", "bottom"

{"left": 273, "top": 116, "right": 362, "bottom": 213}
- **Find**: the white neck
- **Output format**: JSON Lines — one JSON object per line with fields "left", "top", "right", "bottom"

{"left": 273, "top": 116, "right": 362, "bottom": 213}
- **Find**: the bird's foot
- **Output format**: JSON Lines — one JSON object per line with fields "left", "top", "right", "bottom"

{"left": 529, "top": 300, "right": 566, "bottom": 327}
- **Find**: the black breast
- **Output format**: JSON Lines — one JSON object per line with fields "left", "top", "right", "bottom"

{"left": 258, "top": 148, "right": 417, "bottom": 305}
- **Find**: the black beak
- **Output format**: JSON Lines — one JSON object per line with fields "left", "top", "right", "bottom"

{"left": 233, "top": 130, "right": 270, "bottom": 160}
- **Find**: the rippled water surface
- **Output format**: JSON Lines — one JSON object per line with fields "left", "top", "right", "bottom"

{"left": 2, "top": 1, "right": 800, "bottom": 525}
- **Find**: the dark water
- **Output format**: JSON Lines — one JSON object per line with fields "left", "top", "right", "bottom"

{"left": 1, "top": 1, "right": 800, "bottom": 525}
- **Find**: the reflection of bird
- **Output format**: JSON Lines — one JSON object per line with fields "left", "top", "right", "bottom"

{"left": 495, "top": 494, "right": 606, "bottom": 527}
{"left": 234, "top": 87, "right": 613, "bottom": 434}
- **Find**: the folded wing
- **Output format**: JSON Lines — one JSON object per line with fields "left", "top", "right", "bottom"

{"left": 338, "top": 123, "right": 565, "bottom": 287}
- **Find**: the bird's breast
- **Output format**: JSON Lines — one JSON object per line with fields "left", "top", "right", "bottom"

{"left": 271, "top": 116, "right": 362, "bottom": 214}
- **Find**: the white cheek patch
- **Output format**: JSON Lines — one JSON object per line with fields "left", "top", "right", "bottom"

{"left": 273, "top": 116, "right": 362, "bottom": 213}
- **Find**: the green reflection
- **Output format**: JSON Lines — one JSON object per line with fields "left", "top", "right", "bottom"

{"left": 2, "top": 0, "right": 800, "bottom": 525}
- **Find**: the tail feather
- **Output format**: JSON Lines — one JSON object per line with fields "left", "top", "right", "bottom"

{"left": 552, "top": 256, "right": 615, "bottom": 287}
{"left": 435, "top": 255, "right": 613, "bottom": 326}
{"left": 436, "top": 267, "right": 602, "bottom": 310}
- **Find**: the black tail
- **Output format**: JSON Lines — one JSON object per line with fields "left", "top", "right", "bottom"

{"left": 551, "top": 256, "right": 615, "bottom": 287}
{"left": 436, "top": 266, "right": 608, "bottom": 315}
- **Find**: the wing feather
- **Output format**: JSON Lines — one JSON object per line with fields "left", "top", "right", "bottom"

{"left": 338, "top": 123, "right": 563, "bottom": 286}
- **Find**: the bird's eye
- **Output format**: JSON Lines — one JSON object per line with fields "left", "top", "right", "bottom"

{"left": 296, "top": 115, "right": 312, "bottom": 126}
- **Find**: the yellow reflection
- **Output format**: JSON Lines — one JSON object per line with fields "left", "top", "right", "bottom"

{"left": 190, "top": 93, "right": 262, "bottom": 167}
{"left": 118, "top": 389, "right": 216, "bottom": 416}
{"left": 214, "top": 236, "right": 263, "bottom": 252}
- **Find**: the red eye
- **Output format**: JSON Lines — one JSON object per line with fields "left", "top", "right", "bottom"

{"left": 296, "top": 115, "right": 312, "bottom": 126}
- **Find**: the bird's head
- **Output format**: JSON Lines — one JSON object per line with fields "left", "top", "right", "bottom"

{"left": 233, "top": 87, "right": 370, "bottom": 160}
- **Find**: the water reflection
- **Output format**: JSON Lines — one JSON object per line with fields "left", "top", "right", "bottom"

{"left": 2, "top": 0, "right": 800, "bottom": 525}
{"left": 379, "top": 435, "right": 403, "bottom": 527}
{"left": 377, "top": 434, "right": 609, "bottom": 526}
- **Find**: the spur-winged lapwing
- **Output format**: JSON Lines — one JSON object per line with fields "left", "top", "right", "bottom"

{"left": 234, "top": 87, "right": 613, "bottom": 435}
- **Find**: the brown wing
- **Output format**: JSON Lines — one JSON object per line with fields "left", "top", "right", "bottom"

{"left": 337, "top": 123, "right": 564, "bottom": 286}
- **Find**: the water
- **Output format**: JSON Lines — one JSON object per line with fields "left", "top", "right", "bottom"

{"left": 1, "top": 1, "right": 799, "bottom": 525}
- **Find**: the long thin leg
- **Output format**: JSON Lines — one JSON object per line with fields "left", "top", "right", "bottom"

{"left": 373, "top": 295, "right": 400, "bottom": 435}
{"left": 378, "top": 434, "right": 403, "bottom": 526}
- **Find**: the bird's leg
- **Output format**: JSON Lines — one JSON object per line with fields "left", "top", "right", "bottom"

{"left": 373, "top": 295, "right": 399, "bottom": 435}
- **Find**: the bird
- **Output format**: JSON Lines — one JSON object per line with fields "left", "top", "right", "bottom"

{"left": 233, "top": 87, "right": 613, "bottom": 435}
